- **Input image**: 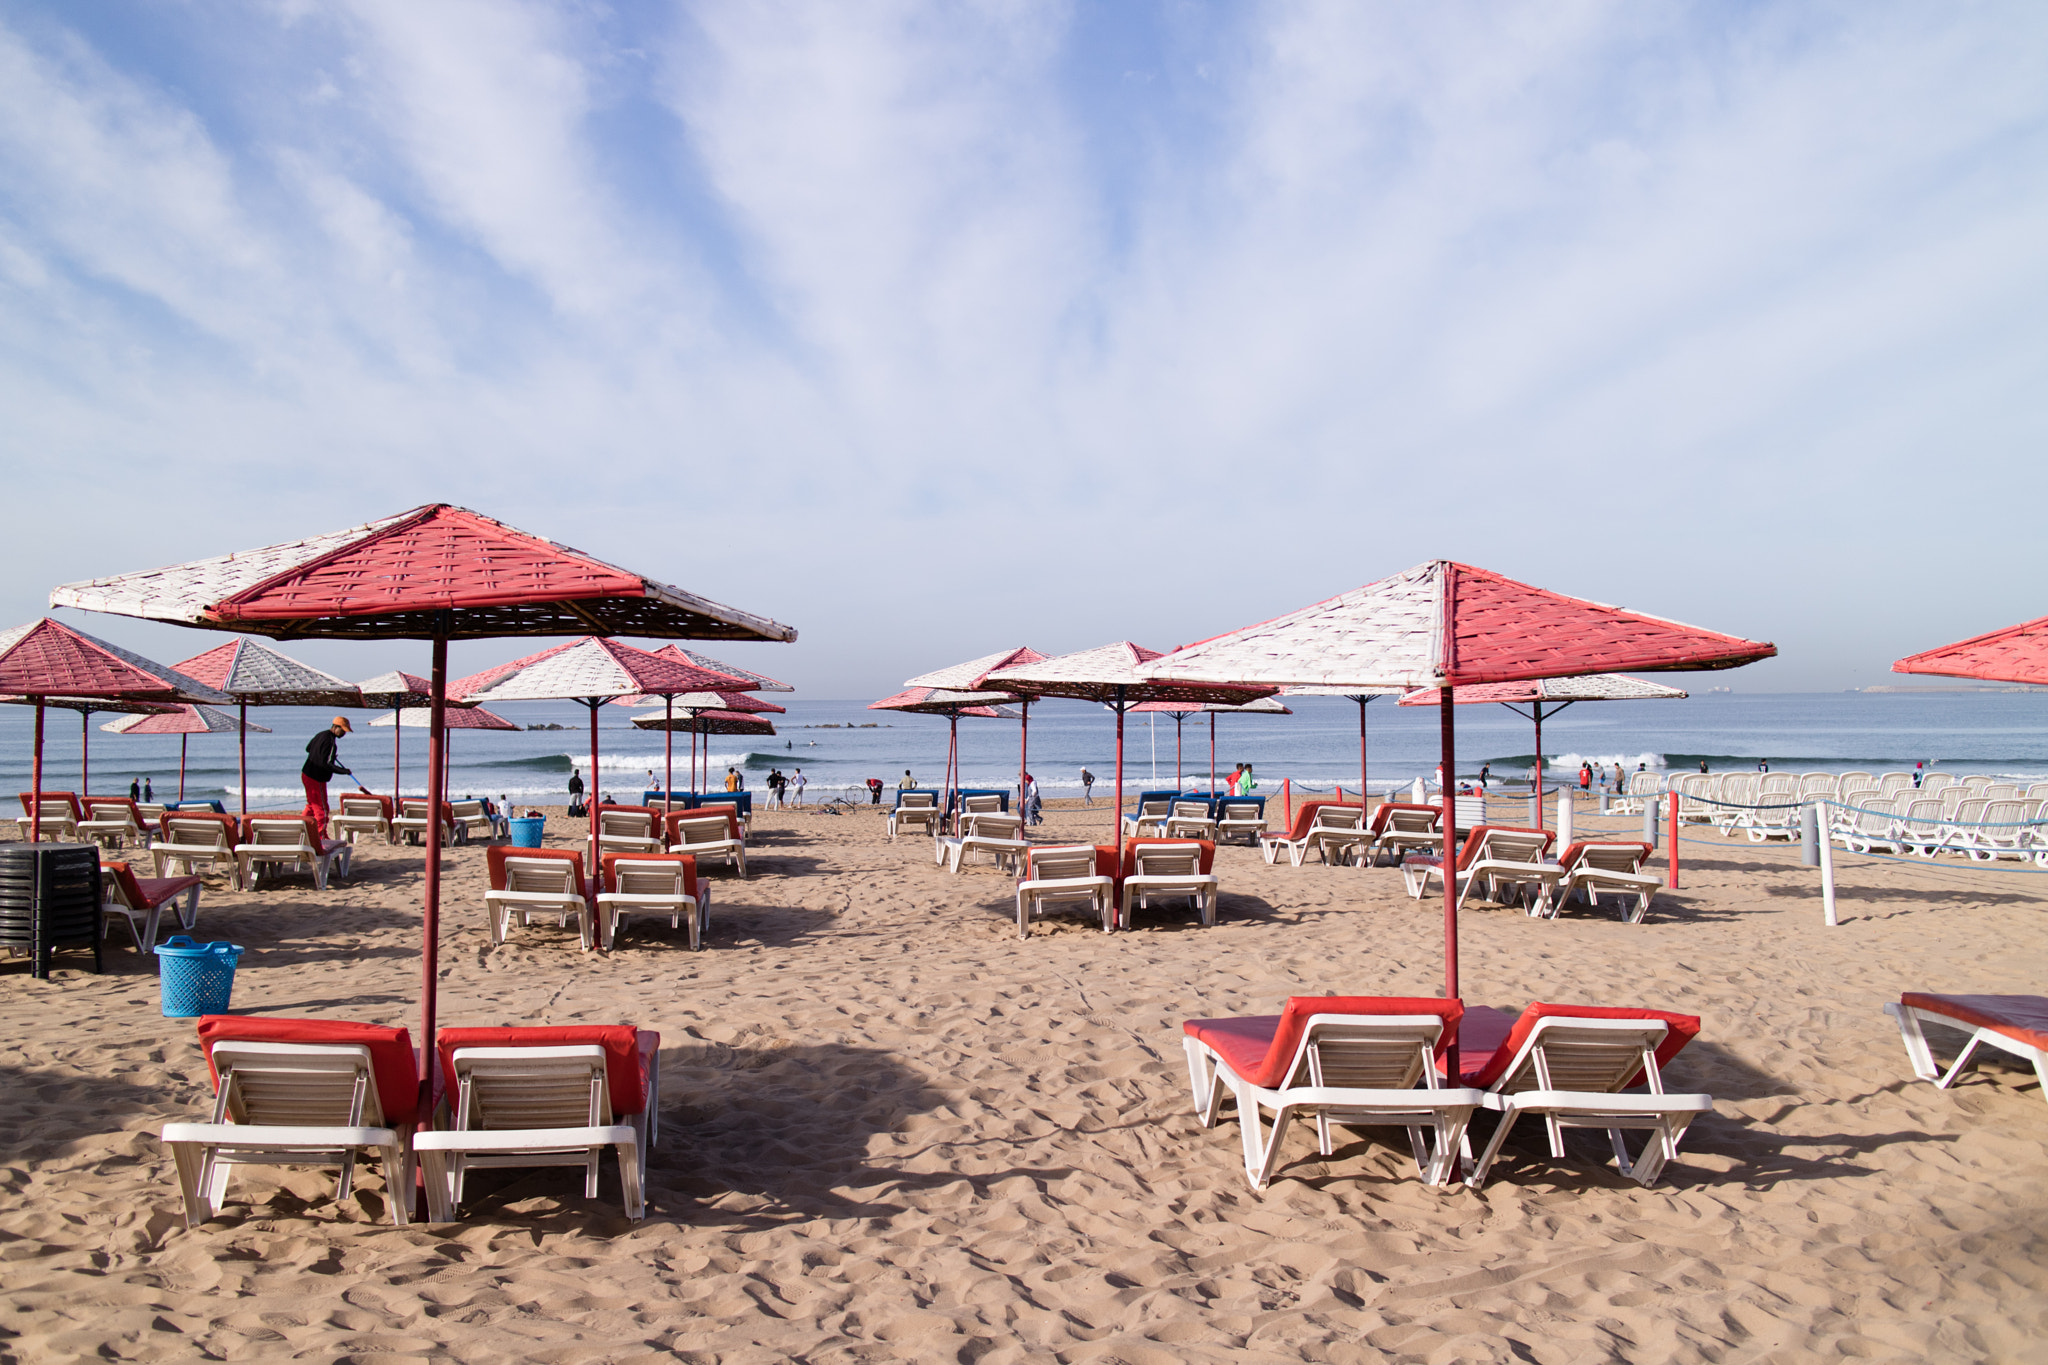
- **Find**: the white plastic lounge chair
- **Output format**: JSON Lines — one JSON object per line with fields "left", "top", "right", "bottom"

{"left": 1369, "top": 803, "right": 1444, "bottom": 865}
{"left": 1918, "top": 774, "right": 1957, "bottom": 795}
{"left": 162, "top": 1024, "right": 418, "bottom": 1229}
{"left": 1214, "top": 799, "right": 1266, "bottom": 846}
{"left": 1163, "top": 799, "right": 1218, "bottom": 841}
{"left": 78, "top": 797, "right": 145, "bottom": 850}
{"left": 1182, "top": 997, "right": 1482, "bottom": 1191}
{"left": 1841, "top": 798, "right": 1900, "bottom": 854}
{"left": 415, "top": 1027, "right": 658, "bottom": 1223}
{"left": 1122, "top": 797, "right": 1175, "bottom": 840}
{"left": 1981, "top": 784, "right": 2022, "bottom": 801}
{"left": 329, "top": 793, "right": 393, "bottom": 846}
{"left": 1552, "top": 842, "right": 1660, "bottom": 923}
{"left": 666, "top": 812, "right": 746, "bottom": 877}
{"left": 1403, "top": 827, "right": 1562, "bottom": 914}
{"left": 1120, "top": 841, "right": 1218, "bottom": 929}
{"left": 1262, "top": 804, "right": 1367, "bottom": 867}
{"left": 236, "top": 815, "right": 352, "bottom": 892}
{"left": 1798, "top": 773, "right": 1837, "bottom": 798}
{"left": 888, "top": 793, "right": 940, "bottom": 840}
{"left": 960, "top": 794, "right": 1004, "bottom": 816}
{"left": 484, "top": 847, "right": 597, "bottom": 952}
{"left": 1963, "top": 800, "right": 2033, "bottom": 861}
{"left": 1461, "top": 1006, "right": 1711, "bottom": 1191}
{"left": 17, "top": 792, "right": 80, "bottom": 841}
{"left": 1014, "top": 844, "right": 1114, "bottom": 939}
{"left": 1735, "top": 796, "right": 1802, "bottom": 843}
{"left": 940, "top": 811, "right": 1029, "bottom": 873}
{"left": 1886, "top": 993, "right": 2048, "bottom": 1109}
{"left": 152, "top": 812, "right": 242, "bottom": 885}
{"left": 1838, "top": 770, "right": 1874, "bottom": 788}
{"left": 100, "top": 861, "right": 202, "bottom": 951}
{"left": 449, "top": 799, "right": 500, "bottom": 844}
{"left": 1877, "top": 772, "right": 1916, "bottom": 795}
{"left": 596, "top": 854, "right": 710, "bottom": 951}
{"left": 1895, "top": 800, "right": 1946, "bottom": 858}
{"left": 392, "top": 798, "right": 452, "bottom": 847}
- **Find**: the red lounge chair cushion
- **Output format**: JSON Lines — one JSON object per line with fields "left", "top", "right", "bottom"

{"left": 1185, "top": 997, "right": 1465, "bottom": 1090}
{"left": 1902, "top": 993, "right": 2048, "bottom": 1054}
{"left": 195, "top": 1016, "right": 420, "bottom": 1125}
{"left": 101, "top": 861, "right": 201, "bottom": 911}
{"left": 1457, "top": 1002, "right": 1702, "bottom": 1090}
{"left": 158, "top": 810, "right": 239, "bottom": 843}
{"left": 340, "top": 793, "right": 395, "bottom": 819}
{"left": 1555, "top": 841, "right": 1653, "bottom": 873}
{"left": 601, "top": 852, "right": 700, "bottom": 897}
{"left": 436, "top": 1026, "right": 658, "bottom": 1116}
{"left": 1122, "top": 838, "right": 1216, "bottom": 877}
{"left": 19, "top": 791, "right": 85, "bottom": 819}
{"left": 1020, "top": 845, "right": 1120, "bottom": 883}
{"left": 486, "top": 844, "right": 588, "bottom": 897}
{"left": 666, "top": 808, "right": 740, "bottom": 843}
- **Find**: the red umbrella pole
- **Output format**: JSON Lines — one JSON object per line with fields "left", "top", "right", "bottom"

{"left": 588, "top": 699, "right": 601, "bottom": 860}
{"left": 178, "top": 733, "right": 187, "bottom": 801}
{"left": 80, "top": 710, "right": 90, "bottom": 796}
{"left": 1019, "top": 700, "right": 1029, "bottom": 818}
{"left": 1209, "top": 713, "right": 1216, "bottom": 796}
{"left": 1358, "top": 697, "right": 1369, "bottom": 811}
{"left": 421, "top": 635, "right": 448, "bottom": 1091}
{"left": 664, "top": 696, "right": 674, "bottom": 807}
{"left": 238, "top": 701, "right": 248, "bottom": 818}
{"left": 1532, "top": 702, "right": 1545, "bottom": 831}
{"left": 29, "top": 698, "right": 44, "bottom": 843}
{"left": 393, "top": 708, "right": 402, "bottom": 799}
{"left": 1176, "top": 714, "right": 1184, "bottom": 787}
{"left": 946, "top": 714, "right": 959, "bottom": 832}
{"left": 1440, "top": 687, "right": 1459, "bottom": 1006}
{"left": 1113, "top": 686, "right": 1126, "bottom": 848}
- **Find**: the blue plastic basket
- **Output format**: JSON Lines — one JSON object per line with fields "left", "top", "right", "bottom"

{"left": 157, "top": 936, "right": 244, "bottom": 1018}
{"left": 507, "top": 816, "right": 546, "bottom": 848}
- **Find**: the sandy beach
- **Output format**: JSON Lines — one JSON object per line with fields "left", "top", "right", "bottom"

{"left": 3, "top": 797, "right": 2045, "bottom": 1363}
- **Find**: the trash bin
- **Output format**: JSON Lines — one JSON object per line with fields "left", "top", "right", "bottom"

{"left": 158, "top": 936, "right": 243, "bottom": 1018}
{"left": 507, "top": 816, "right": 546, "bottom": 848}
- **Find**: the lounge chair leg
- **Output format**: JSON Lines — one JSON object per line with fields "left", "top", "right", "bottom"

{"left": 335, "top": 1149, "right": 357, "bottom": 1202}
{"left": 617, "top": 1136, "right": 644, "bottom": 1221}
{"left": 1937, "top": 1034, "right": 1988, "bottom": 1090}
{"left": 1466, "top": 1109, "right": 1521, "bottom": 1191}
{"left": 1406, "top": 1125, "right": 1430, "bottom": 1179}
{"left": 1255, "top": 1103, "right": 1297, "bottom": 1190}
{"left": 379, "top": 1142, "right": 410, "bottom": 1227}
{"left": 168, "top": 1140, "right": 212, "bottom": 1229}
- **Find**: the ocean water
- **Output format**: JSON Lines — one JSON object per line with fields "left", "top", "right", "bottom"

{"left": 3, "top": 691, "right": 2044, "bottom": 812}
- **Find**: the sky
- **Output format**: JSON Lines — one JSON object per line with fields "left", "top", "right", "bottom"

{"left": 1, "top": 1, "right": 2043, "bottom": 697}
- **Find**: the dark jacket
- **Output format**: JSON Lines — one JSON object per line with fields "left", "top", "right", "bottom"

{"left": 303, "top": 730, "right": 350, "bottom": 782}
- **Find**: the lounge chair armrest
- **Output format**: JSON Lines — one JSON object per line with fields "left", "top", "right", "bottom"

{"left": 413, "top": 1125, "right": 636, "bottom": 1152}
{"left": 161, "top": 1122, "right": 398, "bottom": 1148}
{"left": 1485, "top": 1091, "right": 1714, "bottom": 1114}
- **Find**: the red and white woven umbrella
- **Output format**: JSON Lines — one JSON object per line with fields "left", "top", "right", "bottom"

{"left": 1894, "top": 615, "right": 2048, "bottom": 686}
{"left": 355, "top": 671, "right": 480, "bottom": 803}
{"left": 49, "top": 503, "right": 794, "bottom": 1063}
{"left": 372, "top": 705, "right": 519, "bottom": 811}
{"left": 101, "top": 703, "right": 270, "bottom": 801}
{"left": 0, "top": 620, "right": 229, "bottom": 840}
{"left": 1129, "top": 696, "right": 1291, "bottom": 791}
{"left": 617, "top": 689, "right": 784, "bottom": 796}
{"left": 457, "top": 636, "right": 758, "bottom": 837}
{"left": 612, "top": 644, "right": 782, "bottom": 797}
{"left": 869, "top": 686, "right": 1023, "bottom": 825}
{"left": 172, "top": 637, "right": 362, "bottom": 818}
{"left": 1396, "top": 673, "right": 1688, "bottom": 827}
{"left": 905, "top": 647, "right": 1046, "bottom": 828}
{"left": 1143, "top": 560, "right": 1774, "bottom": 1014}
{"left": 984, "top": 643, "right": 1274, "bottom": 845}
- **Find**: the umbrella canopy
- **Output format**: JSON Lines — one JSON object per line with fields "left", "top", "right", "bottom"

{"left": 1141, "top": 561, "right": 1774, "bottom": 1014}
{"left": 371, "top": 705, "right": 520, "bottom": 730}
{"left": 1129, "top": 696, "right": 1291, "bottom": 791}
{"left": 985, "top": 642, "right": 1274, "bottom": 844}
{"left": 174, "top": 637, "right": 363, "bottom": 817}
{"left": 355, "top": 670, "right": 480, "bottom": 801}
{"left": 657, "top": 646, "right": 795, "bottom": 692}
{"left": 606, "top": 650, "right": 777, "bottom": 795}
{"left": 103, "top": 703, "right": 272, "bottom": 802}
{"left": 1893, "top": 615, "right": 2048, "bottom": 686}
{"left": 632, "top": 710, "right": 778, "bottom": 737}
{"left": 0, "top": 619, "right": 228, "bottom": 838}
{"left": 614, "top": 687, "right": 785, "bottom": 794}
{"left": 904, "top": 646, "right": 1047, "bottom": 837}
{"left": 47, "top": 503, "right": 794, "bottom": 1075}
{"left": 1397, "top": 673, "right": 1687, "bottom": 827}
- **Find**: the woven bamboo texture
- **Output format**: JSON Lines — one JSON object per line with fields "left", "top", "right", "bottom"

{"left": 48, "top": 504, "right": 797, "bottom": 643}
{"left": 371, "top": 705, "right": 519, "bottom": 731}
{"left": 659, "top": 646, "right": 795, "bottom": 692}
{"left": 1128, "top": 696, "right": 1292, "bottom": 714}
{"left": 869, "top": 687, "right": 1021, "bottom": 718}
{"left": 102, "top": 705, "right": 270, "bottom": 735}
{"left": 0, "top": 619, "right": 231, "bottom": 703}
{"left": 630, "top": 710, "right": 776, "bottom": 736}
{"left": 459, "top": 638, "right": 744, "bottom": 704}
{"left": 905, "top": 647, "right": 1048, "bottom": 692}
{"left": 1145, "top": 561, "right": 1773, "bottom": 689}
{"left": 985, "top": 642, "right": 1274, "bottom": 706}
{"left": 174, "top": 638, "right": 362, "bottom": 708}
{"left": 1395, "top": 674, "right": 1688, "bottom": 706}
{"left": 0, "top": 695, "right": 175, "bottom": 717}
{"left": 1894, "top": 613, "right": 2048, "bottom": 686}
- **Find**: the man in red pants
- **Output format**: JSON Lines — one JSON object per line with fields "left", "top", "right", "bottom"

{"left": 301, "top": 715, "right": 355, "bottom": 839}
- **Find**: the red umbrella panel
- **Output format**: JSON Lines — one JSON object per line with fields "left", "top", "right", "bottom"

{"left": 0, "top": 619, "right": 228, "bottom": 841}
{"left": 1894, "top": 614, "right": 2048, "bottom": 686}
{"left": 101, "top": 703, "right": 270, "bottom": 801}
{"left": 908, "top": 647, "right": 1049, "bottom": 833}
{"left": 173, "top": 637, "right": 362, "bottom": 819}
{"left": 50, "top": 503, "right": 794, "bottom": 1081}
{"left": 1142, "top": 560, "right": 1775, "bottom": 1026}
{"left": 869, "top": 687, "right": 1022, "bottom": 827}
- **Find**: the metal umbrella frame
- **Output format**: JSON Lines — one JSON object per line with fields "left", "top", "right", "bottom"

{"left": 102, "top": 703, "right": 271, "bottom": 801}
{"left": 1395, "top": 673, "right": 1687, "bottom": 826}
{"left": 1140, "top": 559, "right": 1775, "bottom": 1062}
{"left": 0, "top": 620, "right": 229, "bottom": 842}
{"left": 984, "top": 643, "right": 1274, "bottom": 848}
{"left": 50, "top": 503, "right": 794, "bottom": 1078}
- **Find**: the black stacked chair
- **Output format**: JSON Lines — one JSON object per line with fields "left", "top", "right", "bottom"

{"left": 0, "top": 842, "right": 102, "bottom": 978}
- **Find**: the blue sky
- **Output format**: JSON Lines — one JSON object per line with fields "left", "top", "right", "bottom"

{"left": 2, "top": 1, "right": 2043, "bottom": 696}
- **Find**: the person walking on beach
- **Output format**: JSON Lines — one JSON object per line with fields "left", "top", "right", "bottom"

{"left": 1081, "top": 768, "right": 1095, "bottom": 805}
{"left": 1237, "top": 764, "right": 1256, "bottom": 796}
{"left": 792, "top": 768, "right": 806, "bottom": 804}
{"left": 1478, "top": 763, "right": 1490, "bottom": 789}
{"left": 1698, "top": 759, "right": 1708, "bottom": 774}
{"left": 1578, "top": 763, "right": 1592, "bottom": 792}
{"left": 1913, "top": 761, "right": 1925, "bottom": 788}
{"left": 1023, "top": 773, "right": 1042, "bottom": 825}
{"left": 567, "top": 767, "right": 585, "bottom": 817}
{"left": 867, "top": 778, "right": 884, "bottom": 804}
{"left": 143, "top": 777, "right": 153, "bottom": 803}
{"left": 129, "top": 776, "right": 140, "bottom": 802}
{"left": 301, "top": 716, "right": 356, "bottom": 840}
{"left": 1613, "top": 762, "right": 1626, "bottom": 793}
{"left": 725, "top": 767, "right": 741, "bottom": 793}
{"left": 1757, "top": 758, "right": 1769, "bottom": 773}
